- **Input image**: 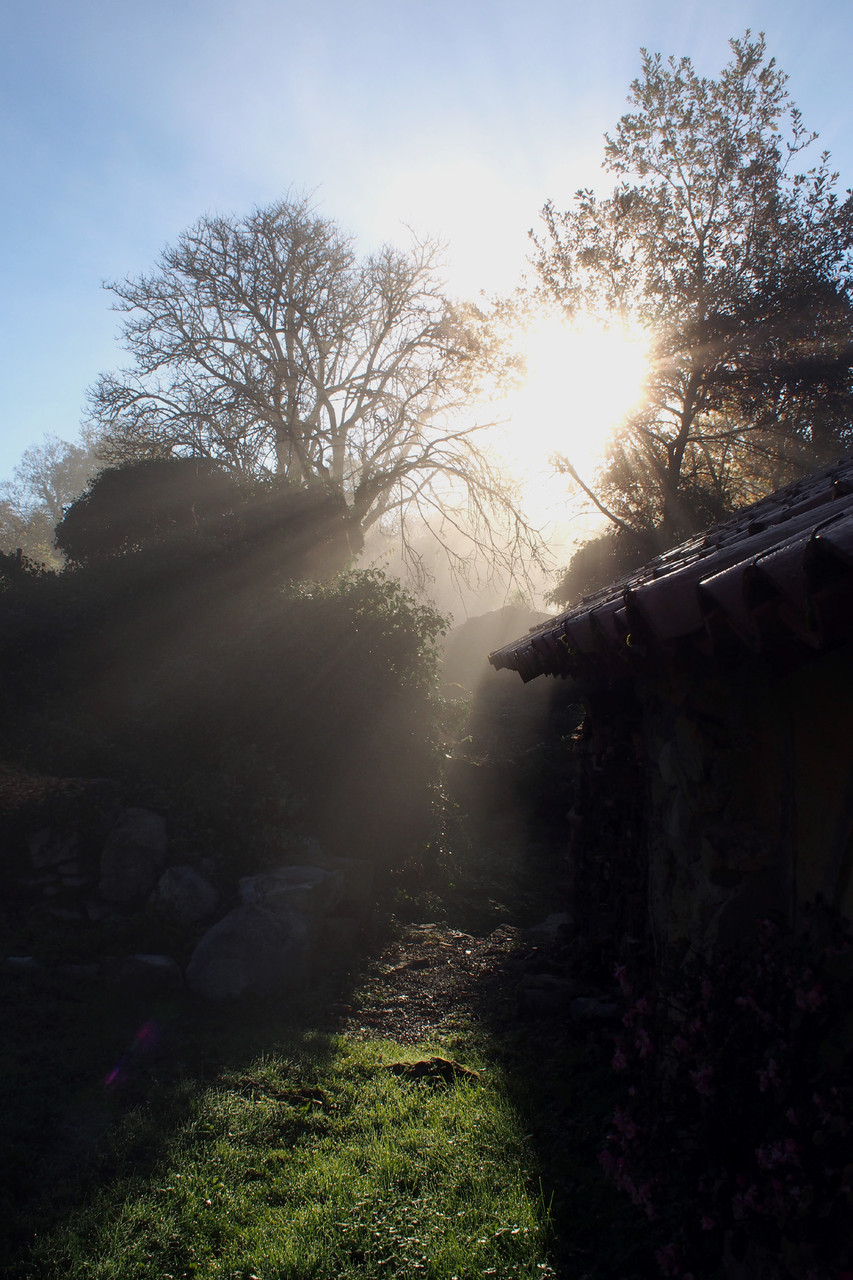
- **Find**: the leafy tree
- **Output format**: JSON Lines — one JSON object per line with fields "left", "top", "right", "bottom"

{"left": 0, "top": 433, "right": 99, "bottom": 565}
{"left": 54, "top": 457, "right": 241, "bottom": 565}
{"left": 55, "top": 455, "right": 358, "bottom": 582}
{"left": 90, "top": 194, "right": 536, "bottom": 584}
{"left": 547, "top": 526, "right": 657, "bottom": 607}
{"left": 534, "top": 32, "right": 853, "bottom": 543}
{"left": 0, "top": 498, "right": 40, "bottom": 561}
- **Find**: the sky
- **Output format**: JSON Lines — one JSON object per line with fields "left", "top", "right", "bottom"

{"left": 3, "top": 0, "right": 853, "bottom": 501}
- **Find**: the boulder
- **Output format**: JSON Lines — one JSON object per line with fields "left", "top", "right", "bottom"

{"left": 3, "top": 956, "right": 40, "bottom": 973}
{"left": 62, "top": 963, "right": 101, "bottom": 982}
{"left": 319, "top": 857, "right": 376, "bottom": 917}
{"left": 516, "top": 973, "right": 587, "bottom": 1018}
{"left": 28, "top": 828, "right": 78, "bottom": 871}
{"left": 150, "top": 865, "right": 218, "bottom": 923}
{"left": 238, "top": 865, "right": 343, "bottom": 916}
{"left": 525, "top": 912, "right": 570, "bottom": 943}
{"left": 569, "top": 996, "right": 623, "bottom": 1024}
{"left": 186, "top": 905, "right": 315, "bottom": 1000}
{"left": 98, "top": 808, "right": 168, "bottom": 906}
{"left": 107, "top": 953, "right": 184, "bottom": 996}
{"left": 47, "top": 905, "right": 86, "bottom": 922}
{"left": 85, "top": 898, "right": 118, "bottom": 923}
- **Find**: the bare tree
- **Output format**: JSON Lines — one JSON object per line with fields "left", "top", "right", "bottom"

{"left": 90, "top": 195, "right": 540, "bottom": 585}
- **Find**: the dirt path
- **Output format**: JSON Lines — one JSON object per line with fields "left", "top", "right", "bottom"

{"left": 341, "top": 922, "right": 525, "bottom": 1043}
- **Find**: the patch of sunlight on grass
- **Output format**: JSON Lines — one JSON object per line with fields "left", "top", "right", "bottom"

{"left": 24, "top": 1035, "right": 555, "bottom": 1280}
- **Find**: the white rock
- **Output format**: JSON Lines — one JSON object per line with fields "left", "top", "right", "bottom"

{"left": 108, "top": 953, "right": 184, "bottom": 995}
{"left": 238, "top": 865, "right": 343, "bottom": 916}
{"left": 150, "top": 865, "right": 218, "bottom": 923}
{"left": 186, "top": 905, "right": 315, "bottom": 1000}
{"left": 99, "top": 808, "right": 168, "bottom": 905}
{"left": 28, "top": 828, "right": 78, "bottom": 870}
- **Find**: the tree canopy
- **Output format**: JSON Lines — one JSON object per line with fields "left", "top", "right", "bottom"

{"left": 54, "top": 455, "right": 359, "bottom": 585}
{"left": 54, "top": 457, "right": 242, "bottom": 565}
{"left": 0, "top": 434, "right": 99, "bottom": 566}
{"left": 90, "top": 195, "right": 534, "bottom": 584}
{"left": 534, "top": 32, "right": 853, "bottom": 551}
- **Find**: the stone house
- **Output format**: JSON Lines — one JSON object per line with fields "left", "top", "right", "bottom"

{"left": 490, "top": 457, "right": 853, "bottom": 957}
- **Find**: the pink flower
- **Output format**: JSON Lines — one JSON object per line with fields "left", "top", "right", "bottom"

{"left": 635, "top": 1182, "right": 657, "bottom": 1220}
{"left": 622, "top": 997, "right": 650, "bottom": 1028}
{"left": 758, "top": 1058, "right": 779, "bottom": 1093}
{"left": 701, "top": 1215, "right": 715, "bottom": 1231}
{"left": 758, "top": 1137, "right": 800, "bottom": 1169}
{"left": 690, "top": 1065, "right": 714, "bottom": 1097}
{"left": 756, "top": 1143, "right": 779, "bottom": 1170}
{"left": 612, "top": 1106, "right": 638, "bottom": 1140}
{"left": 613, "top": 963, "right": 632, "bottom": 996}
{"left": 611, "top": 1046, "right": 628, "bottom": 1072}
{"left": 635, "top": 1028, "right": 654, "bottom": 1058}
{"left": 655, "top": 1242, "right": 680, "bottom": 1276}
{"left": 672, "top": 1035, "right": 689, "bottom": 1054}
{"left": 735, "top": 990, "right": 773, "bottom": 1027}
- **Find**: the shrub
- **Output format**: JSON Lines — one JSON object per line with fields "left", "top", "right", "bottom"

{"left": 601, "top": 905, "right": 853, "bottom": 1278}
{"left": 0, "top": 546, "right": 448, "bottom": 882}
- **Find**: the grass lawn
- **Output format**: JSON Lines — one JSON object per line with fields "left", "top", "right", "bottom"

{"left": 0, "top": 959, "right": 570, "bottom": 1280}
{"left": 0, "top": 806, "right": 635, "bottom": 1280}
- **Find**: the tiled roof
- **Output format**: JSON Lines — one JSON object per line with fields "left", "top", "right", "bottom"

{"left": 489, "top": 457, "right": 853, "bottom": 683}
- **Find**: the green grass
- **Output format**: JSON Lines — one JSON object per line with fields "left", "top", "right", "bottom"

{"left": 1, "top": 969, "right": 556, "bottom": 1280}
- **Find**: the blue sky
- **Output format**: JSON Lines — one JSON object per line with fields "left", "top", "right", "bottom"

{"left": 2, "top": 0, "right": 853, "bottom": 481}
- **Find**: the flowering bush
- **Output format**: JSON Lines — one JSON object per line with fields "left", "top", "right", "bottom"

{"left": 600, "top": 905, "right": 853, "bottom": 1278}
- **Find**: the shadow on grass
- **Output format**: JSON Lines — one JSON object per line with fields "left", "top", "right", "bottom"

{"left": 0, "top": 945, "right": 370, "bottom": 1278}
{"left": 1, "top": 800, "right": 650, "bottom": 1280}
{"left": 468, "top": 976, "right": 656, "bottom": 1280}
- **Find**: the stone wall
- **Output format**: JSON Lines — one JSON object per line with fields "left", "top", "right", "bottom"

{"left": 635, "top": 641, "right": 853, "bottom": 956}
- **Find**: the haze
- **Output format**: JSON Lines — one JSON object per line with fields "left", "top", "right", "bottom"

{"left": 2, "top": 0, "right": 852, "bottom": 481}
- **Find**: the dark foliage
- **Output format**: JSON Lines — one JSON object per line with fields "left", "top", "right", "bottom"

{"left": 54, "top": 457, "right": 241, "bottom": 564}
{"left": 54, "top": 457, "right": 360, "bottom": 579}
{"left": 602, "top": 906, "right": 853, "bottom": 1278}
{"left": 0, "top": 527, "right": 446, "bottom": 881}
{"left": 548, "top": 526, "right": 659, "bottom": 607}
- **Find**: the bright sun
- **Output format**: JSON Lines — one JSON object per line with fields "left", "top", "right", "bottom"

{"left": 510, "top": 314, "right": 650, "bottom": 477}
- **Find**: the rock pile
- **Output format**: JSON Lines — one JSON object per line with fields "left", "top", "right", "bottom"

{"left": 5, "top": 800, "right": 375, "bottom": 1001}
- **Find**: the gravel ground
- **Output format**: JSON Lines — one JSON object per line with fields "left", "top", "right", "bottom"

{"left": 341, "top": 921, "right": 526, "bottom": 1043}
